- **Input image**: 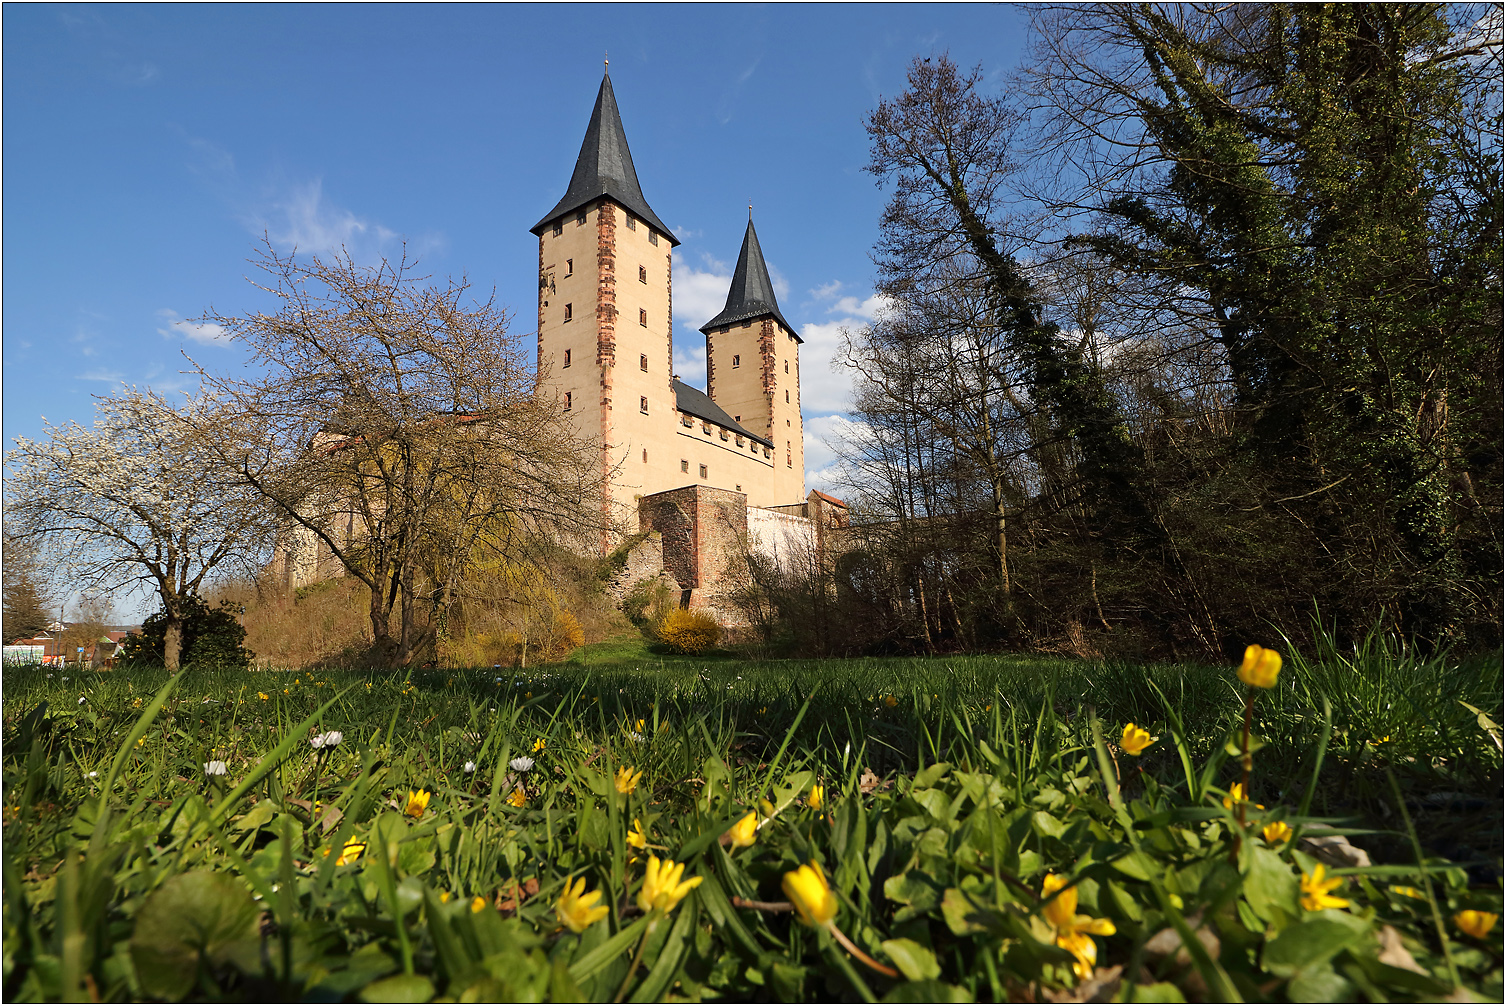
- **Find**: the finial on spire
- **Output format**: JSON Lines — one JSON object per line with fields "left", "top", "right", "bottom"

{"left": 604, "top": 52, "right": 609, "bottom": 73}
{"left": 748, "top": 203, "right": 753, "bottom": 220}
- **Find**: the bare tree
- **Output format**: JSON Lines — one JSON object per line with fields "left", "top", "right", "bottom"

{"left": 5, "top": 390, "right": 274, "bottom": 671}
{"left": 193, "top": 242, "right": 605, "bottom": 667}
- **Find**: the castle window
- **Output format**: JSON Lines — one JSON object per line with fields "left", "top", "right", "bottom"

{"left": 564, "top": 349, "right": 572, "bottom": 368}
{"left": 734, "top": 415, "right": 740, "bottom": 422}
{"left": 784, "top": 360, "right": 789, "bottom": 373}
{"left": 719, "top": 326, "right": 728, "bottom": 334}
{"left": 639, "top": 309, "right": 648, "bottom": 327}
{"left": 552, "top": 221, "right": 563, "bottom": 236}
{"left": 681, "top": 414, "right": 693, "bottom": 427}
{"left": 764, "top": 447, "right": 771, "bottom": 458}
{"left": 742, "top": 319, "right": 751, "bottom": 328}
{"left": 699, "top": 464, "right": 707, "bottom": 479}
{"left": 564, "top": 392, "right": 572, "bottom": 410}
{"left": 643, "top": 449, "right": 648, "bottom": 463}
{"left": 735, "top": 435, "right": 744, "bottom": 447}
{"left": 786, "top": 419, "right": 791, "bottom": 426}
{"left": 720, "top": 429, "right": 729, "bottom": 441}
{"left": 566, "top": 259, "right": 573, "bottom": 276}
{"left": 638, "top": 266, "right": 647, "bottom": 284}
{"left": 626, "top": 214, "right": 637, "bottom": 230}
{"left": 564, "top": 303, "right": 573, "bottom": 322}
{"left": 640, "top": 353, "right": 648, "bottom": 371}
{"left": 576, "top": 210, "right": 586, "bottom": 226}
{"left": 649, "top": 230, "right": 659, "bottom": 246}
{"left": 640, "top": 396, "right": 649, "bottom": 413}
{"left": 735, "top": 484, "right": 742, "bottom": 492}
{"left": 702, "top": 422, "right": 710, "bottom": 434}
{"left": 785, "top": 390, "right": 790, "bottom": 403}
{"left": 681, "top": 459, "right": 689, "bottom": 473}
{"left": 732, "top": 354, "right": 740, "bottom": 368}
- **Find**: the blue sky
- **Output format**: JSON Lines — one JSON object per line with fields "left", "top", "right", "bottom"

{"left": 3, "top": 3, "right": 1029, "bottom": 495}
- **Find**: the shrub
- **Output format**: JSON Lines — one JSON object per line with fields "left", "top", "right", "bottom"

{"left": 655, "top": 607, "right": 721, "bottom": 655}
{"left": 119, "top": 594, "right": 253, "bottom": 670}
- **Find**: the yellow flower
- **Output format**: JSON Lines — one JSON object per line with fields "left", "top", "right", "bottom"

{"left": 637, "top": 855, "right": 702, "bottom": 915}
{"left": 1222, "top": 782, "right": 1264, "bottom": 810}
{"left": 727, "top": 812, "right": 757, "bottom": 849}
{"left": 808, "top": 784, "right": 824, "bottom": 811}
{"left": 634, "top": 718, "right": 646, "bottom": 733}
{"left": 532, "top": 737, "right": 547, "bottom": 753}
{"left": 471, "top": 895, "right": 488, "bottom": 913}
{"left": 782, "top": 860, "right": 838, "bottom": 927}
{"left": 257, "top": 692, "right": 269, "bottom": 701}
{"left": 1040, "top": 874, "right": 1116, "bottom": 981}
{"left": 1389, "top": 885, "right": 1426, "bottom": 900}
{"left": 1120, "top": 723, "right": 1156, "bottom": 756}
{"left": 334, "top": 839, "right": 366, "bottom": 866}
{"left": 1237, "top": 644, "right": 1282, "bottom": 689}
{"left": 404, "top": 789, "right": 431, "bottom": 818}
{"left": 1262, "top": 821, "right": 1293, "bottom": 845}
{"left": 440, "top": 891, "right": 450, "bottom": 903}
{"left": 627, "top": 818, "right": 648, "bottom": 851}
{"left": 615, "top": 765, "right": 642, "bottom": 795}
{"left": 884, "top": 695, "right": 898, "bottom": 708}
{"left": 508, "top": 788, "right": 527, "bottom": 808}
{"left": 556, "top": 877, "right": 609, "bottom": 933}
{"left": 1455, "top": 910, "right": 1499, "bottom": 939}
{"left": 1300, "top": 863, "right": 1349, "bottom": 912}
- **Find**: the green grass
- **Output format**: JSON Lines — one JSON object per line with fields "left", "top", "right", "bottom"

{"left": 2, "top": 634, "right": 1500, "bottom": 1001}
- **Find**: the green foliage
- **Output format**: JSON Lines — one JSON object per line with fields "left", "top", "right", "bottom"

{"left": 622, "top": 577, "right": 677, "bottom": 632}
{"left": 1, "top": 636, "right": 1499, "bottom": 1001}
{"left": 120, "top": 594, "right": 253, "bottom": 670}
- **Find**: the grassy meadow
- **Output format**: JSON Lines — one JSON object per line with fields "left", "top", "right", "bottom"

{"left": 3, "top": 632, "right": 1501, "bottom": 1001}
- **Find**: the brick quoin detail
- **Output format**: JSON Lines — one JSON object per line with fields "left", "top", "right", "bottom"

{"left": 759, "top": 318, "right": 777, "bottom": 441}
{"left": 665, "top": 249, "right": 674, "bottom": 385}
{"left": 536, "top": 239, "right": 547, "bottom": 371}
{"left": 596, "top": 201, "right": 619, "bottom": 549}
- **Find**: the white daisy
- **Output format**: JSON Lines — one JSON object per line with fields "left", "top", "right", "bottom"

{"left": 509, "top": 756, "right": 535, "bottom": 773}
{"left": 204, "top": 760, "right": 228, "bottom": 776}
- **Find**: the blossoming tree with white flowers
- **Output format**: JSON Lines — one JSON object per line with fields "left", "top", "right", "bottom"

{"left": 5, "top": 388, "right": 274, "bottom": 672}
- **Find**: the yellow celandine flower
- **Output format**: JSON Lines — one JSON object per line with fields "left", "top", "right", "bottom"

{"left": 808, "top": 784, "right": 824, "bottom": 811}
{"left": 257, "top": 692, "right": 269, "bottom": 701}
{"left": 782, "top": 860, "right": 838, "bottom": 927}
{"left": 471, "top": 895, "right": 488, "bottom": 913}
{"left": 727, "top": 812, "right": 757, "bottom": 849}
{"left": 1300, "top": 863, "right": 1349, "bottom": 912}
{"left": 508, "top": 788, "right": 527, "bottom": 808}
{"left": 637, "top": 855, "right": 702, "bottom": 915}
{"left": 1237, "top": 644, "right": 1282, "bottom": 689}
{"left": 532, "top": 737, "right": 547, "bottom": 753}
{"left": 884, "top": 695, "right": 898, "bottom": 708}
{"left": 1455, "top": 910, "right": 1499, "bottom": 939}
{"left": 556, "top": 877, "right": 609, "bottom": 933}
{"left": 1222, "top": 782, "right": 1265, "bottom": 810}
{"left": 627, "top": 818, "right": 648, "bottom": 852}
{"left": 1263, "top": 821, "right": 1293, "bottom": 844}
{"left": 334, "top": 840, "right": 366, "bottom": 866}
{"left": 1120, "top": 723, "right": 1157, "bottom": 756}
{"left": 404, "top": 789, "right": 431, "bottom": 818}
{"left": 1040, "top": 874, "right": 1116, "bottom": 981}
{"left": 615, "top": 765, "right": 642, "bottom": 794}
{"left": 634, "top": 718, "right": 647, "bottom": 733}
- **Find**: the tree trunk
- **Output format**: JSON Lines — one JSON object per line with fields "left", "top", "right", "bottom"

{"left": 163, "top": 609, "right": 183, "bottom": 674}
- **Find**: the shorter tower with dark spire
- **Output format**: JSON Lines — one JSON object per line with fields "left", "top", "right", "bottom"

{"left": 700, "top": 216, "right": 806, "bottom": 503}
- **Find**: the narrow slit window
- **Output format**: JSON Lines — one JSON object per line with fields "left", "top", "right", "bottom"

{"left": 638, "top": 265, "right": 647, "bottom": 284}
{"left": 639, "top": 309, "right": 647, "bottom": 327}
{"left": 563, "top": 349, "right": 572, "bottom": 368}
{"left": 698, "top": 464, "right": 707, "bottom": 479}
{"left": 566, "top": 259, "right": 573, "bottom": 276}
{"left": 649, "top": 230, "right": 659, "bottom": 246}
{"left": 640, "top": 353, "right": 648, "bottom": 371}
{"left": 626, "top": 214, "right": 637, "bottom": 230}
{"left": 564, "top": 303, "right": 573, "bottom": 322}
{"left": 784, "top": 360, "right": 789, "bottom": 373}
{"left": 681, "top": 459, "right": 689, "bottom": 473}
{"left": 732, "top": 354, "right": 740, "bottom": 368}
{"left": 785, "top": 390, "right": 790, "bottom": 403}
{"left": 552, "top": 221, "right": 563, "bottom": 236}
{"left": 564, "top": 392, "right": 572, "bottom": 410}
{"left": 642, "top": 449, "right": 648, "bottom": 463}
{"left": 640, "top": 396, "right": 649, "bottom": 413}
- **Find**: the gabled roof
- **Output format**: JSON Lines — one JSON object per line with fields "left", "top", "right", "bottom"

{"left": 672, "top": 379, "right": 774, "bottom": 448}
{"left": 532, "top": 73, "right": 678, "bottom": 245}
{"left": 699, "top": 217, "right": 801, "bottom": 342}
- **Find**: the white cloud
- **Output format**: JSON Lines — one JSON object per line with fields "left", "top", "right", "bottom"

{"left": 156, "top": 308, "right": 229, "bottom": 346}
{"left": 809, "top": 280, "right": 844, "bottom": 300}
{"left": 673, "top": 342, "right": 707, "bottom": 385}
{"left": 77, "top": 369, "right": 125, "bottom": 383}
{"left": 251, "top": 179, "right": 398, "bottom": 257}
{"left": 828, "top": 294, "right": 889, "bottom": 320}
{"left": 672, "top": 251, "right": 732, "bottom": 331}
{"left": 794, "top": 319, "right": 857, "bottom": 414}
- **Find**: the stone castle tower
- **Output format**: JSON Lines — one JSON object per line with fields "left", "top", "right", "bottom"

{"left": 532, "top": 71, "right": 806, "bottom": 534}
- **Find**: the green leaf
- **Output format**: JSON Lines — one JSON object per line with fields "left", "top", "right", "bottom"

{"left": 359, "top": 972, "right": 435, "bottom": 1002}
{"left": 1286, "top": 962, "right": 1354, "bottom": 1003}
{"left": 1262, "top": 910, "right": 1372, "bottom": 977}
{"left": 913, "top": 762, "right": 951, "bottom": 789}
{"left": 881, "top": 979, "right": 973, "bottom": 1002}
{"left": 1111, "top": 850, "right": 1157, "bottom": 881}
{"left": 1127, "top": 981, "right": 1188, "bottom": 1002}
{"left": 1243, "top": 846, "right": 1299, "bottom": 925}
{"left": 940, "top": 887, "right": 1006, "bottom": 937}
{"left": 128, "top": 871, "right": 260, "bottom": 1002}
{"left": 880, "top": 938, "right": 940, "bottom": 982}
{"left": 1031, "top": 810, "right": 1066, "bottom": 839}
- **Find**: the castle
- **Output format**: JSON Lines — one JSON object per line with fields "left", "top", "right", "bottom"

{"left": 532, "top": 71, "right": 845, "bottom": 619}
{"left": 279, "top": 71, "right": 846, "bottom": 624}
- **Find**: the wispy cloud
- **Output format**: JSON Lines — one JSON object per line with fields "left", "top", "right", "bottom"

{"left": 156, "top": 308, "right": 229, "bottom": 346}
{"left": 804, "top": 413, "right": 868, "bottom": 497}
{"left": 77, "top": 368, "right": 125, "bottom": 383}
{"left": 673, "top": 343, "right": 707, "bottom": 385}
{"left": 251, "top": 179, "right": 399, "bottom": 257}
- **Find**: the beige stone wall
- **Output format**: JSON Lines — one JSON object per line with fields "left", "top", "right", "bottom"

{"left": 704, "top": 316, "right": 805, "bottom": 506}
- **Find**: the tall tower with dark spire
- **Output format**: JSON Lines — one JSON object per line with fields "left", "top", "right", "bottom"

{"left": 532, "top": 71, "right": 680, "bottom": 531}
{"left": 700, "top": 216, "right": 806, "bottom": 503}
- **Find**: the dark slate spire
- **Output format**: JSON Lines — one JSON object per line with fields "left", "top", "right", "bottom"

{"left": 699, "top": 217, "right": 801, "bottom": 342}
{"left": 531, "top": 73, "right": 678, "bottom": 244}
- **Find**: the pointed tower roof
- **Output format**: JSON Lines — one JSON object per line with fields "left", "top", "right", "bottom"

{"left": 532, "top": 73, "right": 678, "bottom": 244}
{"left": 699, "top": 217, "right": 801, "bottom": 342}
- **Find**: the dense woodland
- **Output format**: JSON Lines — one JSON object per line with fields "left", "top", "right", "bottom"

{"left": 749, "top": 4, "right": 1503, "bottom": 661}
